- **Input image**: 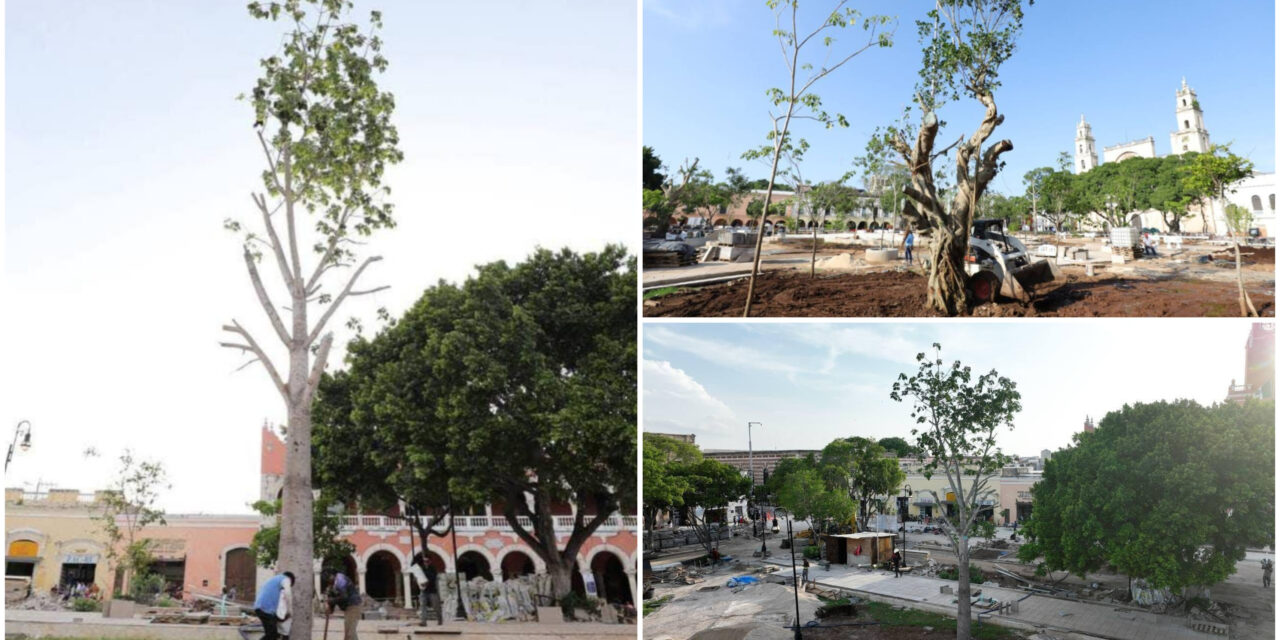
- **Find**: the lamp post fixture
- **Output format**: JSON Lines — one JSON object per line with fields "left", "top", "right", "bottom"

{"left": 900, "top": 484, "right": 913, "bottom": 557}
{"left": 6, "top": 420, "right": 32, "bottom": 471}
{"left": 747, "top": 422, "right": 761, "bottom": 501}
{"left": 773, "top": 507, "right": 801, "bottom": 640}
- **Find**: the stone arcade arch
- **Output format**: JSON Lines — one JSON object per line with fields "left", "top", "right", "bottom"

{"left": 364, "top": 549, "right": 403, "bottom": 603}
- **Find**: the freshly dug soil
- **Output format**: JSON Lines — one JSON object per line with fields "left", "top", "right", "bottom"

{"left": 644, "top": 270, "right": 1275, "bottom": 318}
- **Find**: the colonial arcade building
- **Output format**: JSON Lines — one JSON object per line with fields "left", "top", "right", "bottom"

{"left": 5, "top": 427, "right": 638, "bottom": 610}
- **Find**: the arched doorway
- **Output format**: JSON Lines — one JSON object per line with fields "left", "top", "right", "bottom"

{"left": 224, "top": 548, "right": 256, "bottom": 602}
{"left": 500, "top": 551, "right": 536, "bottom": 580}
{"left": 730, "top": 220, "right": 743, "bottom": 228}
{"left": 1129, "top": 214, "right": 1142, "bottom": 229}
{"left": 457, "top": 551, "right": 493, "bottom": 581}
{"left": 857, "top": 221, "right": 868, "bottom": 230}
{"left": 590, "top": 552, "right": 633, "bottom": 605}
{"left": 365, "top": 550, "right": 402, "bottom": 602}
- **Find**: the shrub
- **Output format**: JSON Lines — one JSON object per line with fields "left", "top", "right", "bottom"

{"left": 937, "top": 563, "right": 984, "bottom": 583}
{"left": 803, "top": 545, "right": 820, "bottom": 559}
{"left": 558, "top": 591, "right": 601, "bottom": 620}
{"left": 72, "top": 597, "right": 102, "bottom": 612}
{"left": 128, "top": 572, "right": 166, "bottom": 604}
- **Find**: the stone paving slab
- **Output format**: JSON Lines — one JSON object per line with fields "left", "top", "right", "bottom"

{"left": 3, "top": 609, "right": 633, "bottom": 639}
{"left": 771, "top": 566, "right": 1221, "bottom": 640}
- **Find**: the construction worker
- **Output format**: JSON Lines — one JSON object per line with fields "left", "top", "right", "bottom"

{"left": 253, "top": 571, "right": 294, "bottom": 640}
{"left": 1263, "top": 559, "right": 1272, "bottom": 588}
{"left": 892, "top": 550, "right": 903, "bottom": 578}
{"left": 904, "top": 230, "right": 915, "bottom": 266}
{"left": 410, "top": 553, "right": 443, "bottom": 626}
{"left": 801, "top": 558, "right": 809, "bottom": 588}
{"left": 326, "top": 572, "right": 363, "bottom": 640}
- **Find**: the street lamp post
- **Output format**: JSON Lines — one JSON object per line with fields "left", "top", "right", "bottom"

{"left": 747, "top": 422, "right": 761, "bottom": 499}
{"left": 900, "top": 484, "right": 913, "bottom": 558}
{"left": 1105, "top": 196, "right": 1118, "bottom": 230}
{"left": 774, "top": 507, "right": 801, "bottom": 640}
{"left": 6, "top": 420, "right": 32, "bottom": 471}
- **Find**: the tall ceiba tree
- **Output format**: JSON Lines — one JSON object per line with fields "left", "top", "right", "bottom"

{"left": 740, "top": 0, "right": 894, "bottom": 317}
{"left": 313, "top": 247, "right": 635, "bottom": 600}
{"left": 876, "top": 0, "right": 1031, "bottom": 316}
{"left": 221, "top": 2, "right": 402, "bottom": 633}
{"left": 820, "top": 437, "right": 905, "bottom": 531}
{"left": 1017, "top": 400, "right": 1274, "bottom": 592}
{"left": 891, "top": 344, "right": 1020, "bottom": 640}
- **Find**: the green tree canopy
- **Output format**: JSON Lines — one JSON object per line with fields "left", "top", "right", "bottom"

{"left": 643, "top": 434, "right": 703, "bottom": 531}
{"left": 1018, "top": 400, "right": 1274, "bottom": 592}
{"left": 877, "top": 436, "right": 919, "bottom": 458}
{"left": 313, "top": 246, "right": 635, "bottom": 599}
{"left": 820, "top": 437, "right": 905, "bottom": 531}
{"left": 777, "top": 468, "right": 855, "bottom": 531}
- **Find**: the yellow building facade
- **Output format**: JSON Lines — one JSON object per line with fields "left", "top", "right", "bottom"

{"left": 5, "top": 488, "right": 115, "bottom": 594}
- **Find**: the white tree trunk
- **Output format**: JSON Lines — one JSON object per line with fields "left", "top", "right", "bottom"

{"left": 281, "top": 299, "right": 316, "bottom": 635}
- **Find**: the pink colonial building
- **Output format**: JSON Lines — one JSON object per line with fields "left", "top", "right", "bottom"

{"left": 254, "top": 428, "right": 639, "bottom": 609}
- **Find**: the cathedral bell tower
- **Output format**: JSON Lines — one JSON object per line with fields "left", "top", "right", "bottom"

{"left": 1171, "top": 77, "right": 1210, "bottom": 154}
{"left": 1074, "top": 115, "right": 1098, "bottom": 174}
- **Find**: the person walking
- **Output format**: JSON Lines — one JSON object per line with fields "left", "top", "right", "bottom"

{"left": 892, "top": 550, "right": 903, "bottom": 578}
{"left": 410, "top": 553, "right": 443, "bottom": 626}
{"left": 252, "top": 571, "right": 294, "bottom": 640}
{"left": 904, "top": 230, "right": 915, "bottom": 266}
{"left": 326, "top": 572, "right": 363, "bottom": 640}
{"left": 801, "top": 558, "right": 809, "bottom": 589}
{"left": 1263, "top": 559, "right": 1272, "bottom": 588}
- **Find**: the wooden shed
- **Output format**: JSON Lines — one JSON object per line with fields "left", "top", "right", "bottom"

{"left": 826, "top": 532, "right": 897, "bottom": 567}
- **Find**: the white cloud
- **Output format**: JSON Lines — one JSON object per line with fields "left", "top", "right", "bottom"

{"left": 642, "top": 359, "right": 739, "bottom": 439}
{"left": 645, "top": 325, "right": 808, "bottom": 376}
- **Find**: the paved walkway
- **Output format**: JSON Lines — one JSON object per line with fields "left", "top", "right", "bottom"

{"left": 4, "top": 609, "right": 633, "bottom": 639}
{"left": 768, "top": 565, "right": 1223, "bottom": 640}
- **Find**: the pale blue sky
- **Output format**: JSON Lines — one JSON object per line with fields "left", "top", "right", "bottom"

{"left": 4, "top": 1, "right": 637, "bottom": 513}
{"left": 643, "top": 321, "right": 1264, "bottom": 456}
{"left": 644, "top": 0, "right": 1276, "bottom": 194}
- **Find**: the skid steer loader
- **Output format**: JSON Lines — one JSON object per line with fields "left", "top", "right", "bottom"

{"left": 963, "top": 219, "right": 1062, "bottom": 303}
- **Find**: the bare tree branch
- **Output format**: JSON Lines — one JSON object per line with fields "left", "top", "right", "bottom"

{"left": 243, "top": 248, "right": 293, "bottom": 347}
{"left": 253, "top": 193, "right": 299, "bottom": 293}
{"left": 307, "top": 256, "right": 383, "bottom": 345}
{"left": 221, "top": 321, "right": 287, "bottom": 397}
{"left": 302, "top": 332, "right": 333, "bottom": 406}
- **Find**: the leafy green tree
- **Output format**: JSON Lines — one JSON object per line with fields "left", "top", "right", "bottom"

{"left": 674, "top": 459, "right": 752, "bottom": 553}
{"left": 643, "top": 434, "right": 702, "bottom": 534}
{"left": 95, "top": 450, "right": 169, "bottom": 599}
{"left": 891, "top": 344, "right": 1020, "bottom": 639}
{"left": 820, "top": 437, "right": 905, "bottom": 531}
{"left": 777, "top": 468, "right": 855, "bottom": 533}
{"left": 872, "top": 0, "right": 1031, "bottom": 315}
{"left": 1223, "top": 203, "right": 1259, "bottom": 316}
{"left": 1018, "top": 400, "right": 1274, "bottom": 593}
{"left": 738, "top": 0, "right": 893, "bottom": 317}
{"left": 1148, "top": 153, "right": 1196, "bottom": 232}
{"left": 877, "top": 436, "right": 918, "bottom": 457}
{"left": 644, "top": 146, "right": 666, "bottom": 191}
{"left": 313, "top": 246, "right": 635, "bottom": 601}
{"left": 220, "top": 3, "right": 403, "bottom": 630}
{"left": 249, "top": 494, "right": 355, "bottom": 572}
{"left": 763, "top": 454, "right": 818, "bottom": 503}
{"left": 1181, "top": 144, "right": 1253, "bottom": 236}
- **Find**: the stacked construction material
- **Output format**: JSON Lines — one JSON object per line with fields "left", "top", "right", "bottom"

{"left": 1109, "top": 227, "right": 1143, "bottom": 260}
{"left": 643, "top": 240, "right": 696, "bottom": 268}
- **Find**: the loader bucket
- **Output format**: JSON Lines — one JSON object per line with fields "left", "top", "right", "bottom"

{"left": 1008, "top": 259, "right": 1062, "bottom": 300}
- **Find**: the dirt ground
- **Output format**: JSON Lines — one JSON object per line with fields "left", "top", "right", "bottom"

{"left": 644, "top": 268, "right": 1275, "bottom": 318}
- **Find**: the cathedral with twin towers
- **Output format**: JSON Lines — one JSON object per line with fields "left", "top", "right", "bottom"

{"left": 1074, "top": 78, "right": 1210, "bottom": 174}
{"left": 1071, "top": 78, "right": 1275, "bottom": 236}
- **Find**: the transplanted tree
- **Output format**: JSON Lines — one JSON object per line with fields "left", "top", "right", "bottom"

{"left": 96, "top": 450, "right": 169, "bottom": 599}
{"left": 1148, "top": 153, "right": 1197, "bottom": 233}
{"left": 890, "top": 344, "right": 1021, "bottom": 639}
{"left": 313, "top": 247, "right": 635, "bottom": 602}
{"left": 220, "top": 3, "right": 403, "bottom": 632}
{"left": 739, "top": 0, "right": 894, "bottom": 317}
{"left": 872, "top": 0, "right": 1032, "bottom": 315}
{"left": 1017, "top": 400, "right": 1274, "bottom": 593}
{"left": 806, "top": 181, "right": 861, "bottom": 275}
{"left": 1223, "top": 203, "right": 1260, "bottom": 316}
{"left": 1181, "top": 144, "right": 1253, "bottom": 237}
{"left": 820, "top": 437, "right": 905, "bottom": 531}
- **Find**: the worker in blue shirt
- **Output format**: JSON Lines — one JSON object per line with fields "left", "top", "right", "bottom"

{"left": 253, "top": 571, "right": 295, "bottom": 640}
